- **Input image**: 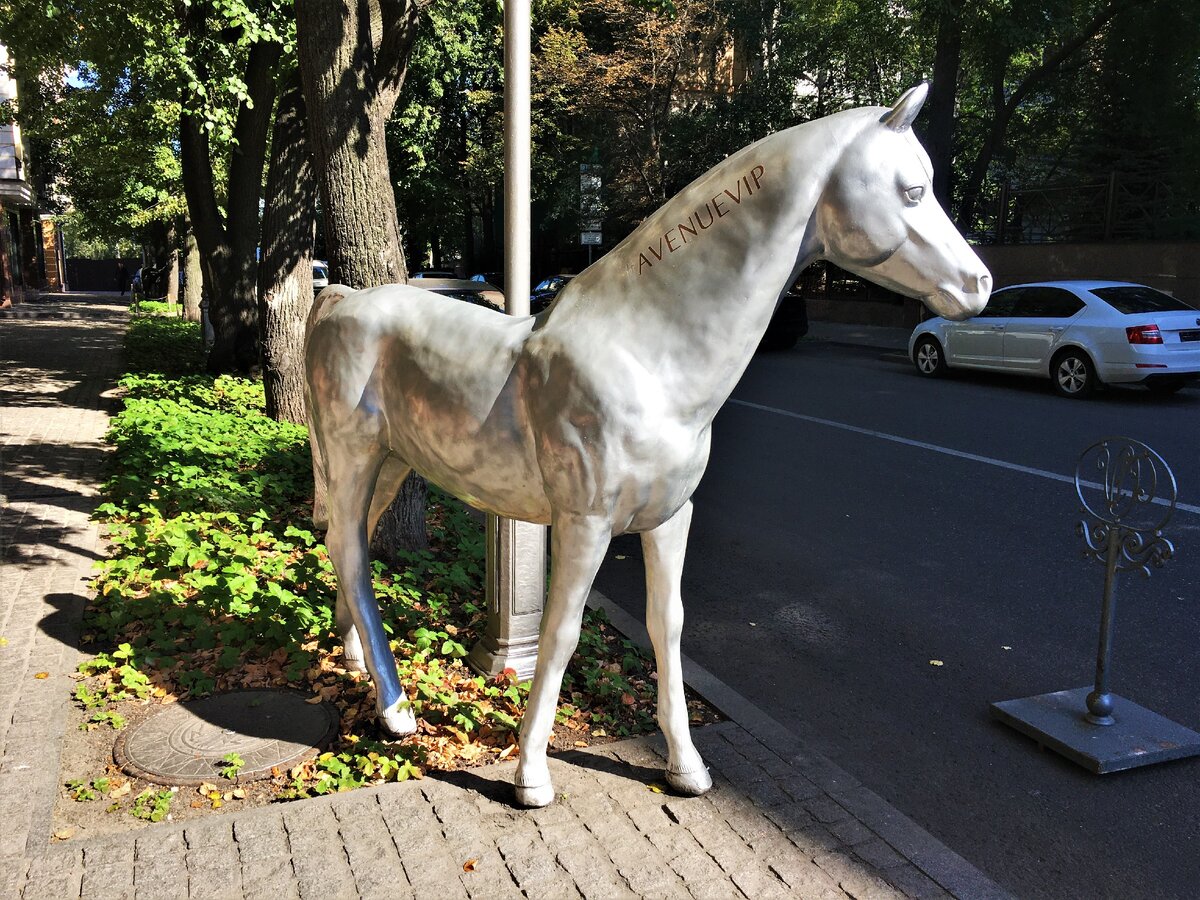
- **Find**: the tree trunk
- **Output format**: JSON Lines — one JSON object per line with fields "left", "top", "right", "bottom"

{"left": 259, "top": 75, "right": 317, "bottom": 425}
{"left": 183, "top": 224, "right": 202, "bottom": 322}
{"left": 923, "top": 1, "right": 962, "bottom": 215}
{"left": 178, "top": 11, "right": 281, "bottom": 374}
{"left": 167, "top": 250, "right": 180, "bottom": 308}
{"left": 297, "top": 0, "right": 428, "bottom": 553}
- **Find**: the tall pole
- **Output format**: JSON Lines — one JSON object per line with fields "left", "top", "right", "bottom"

{"left": 467, "top": 0, "right": 547, "bottom": 680}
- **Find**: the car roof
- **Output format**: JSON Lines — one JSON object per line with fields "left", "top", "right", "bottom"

{"left": 995, "top": 280, "right": 1145, "bottom": 292}
{"left": 414, "top": 277, "right": 498, "bottom": 291}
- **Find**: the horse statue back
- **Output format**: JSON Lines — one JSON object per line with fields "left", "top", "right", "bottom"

{"left": 305, "top": 83, "right": 990, "bottom": 807}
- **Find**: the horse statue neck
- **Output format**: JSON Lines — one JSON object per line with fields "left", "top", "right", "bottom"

{"left": 541, "top": 110, "right": 869, "bottom": 422}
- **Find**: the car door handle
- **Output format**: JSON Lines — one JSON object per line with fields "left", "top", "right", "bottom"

{"left": 1050, "top": 327, "right": 1065, "bottom": 334}
{"left": 990, "top": 325, "right": 1004, "bottom": 331}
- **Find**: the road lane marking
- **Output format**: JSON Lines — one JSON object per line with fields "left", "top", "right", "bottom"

{"left": 729, "top": 398, "right": 1200, "bottom": 517}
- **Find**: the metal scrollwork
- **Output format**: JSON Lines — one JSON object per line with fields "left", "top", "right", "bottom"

{"left": 1076, "top": 519, "right": 1175, "bottom": 577}
{"left": 1073, "top": 438, "right": 1179, "bottom": 726}
{"left": 1076, "top": 438, "right": 1177, "bottom": 539}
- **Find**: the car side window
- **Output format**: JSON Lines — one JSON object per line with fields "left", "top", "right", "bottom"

{"left": 1011, "top": 287, "right": 1084, "bottom": 319}
{"left": 976, "top": 290, "right": 1020, "bottom": 317}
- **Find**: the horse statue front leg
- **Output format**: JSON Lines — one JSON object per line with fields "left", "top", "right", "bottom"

{"left": 515, "top": 513, "right": 613, "bottom": 807}
{"left": 642, "top": 501, "right": 711, "bottom": 795}
{"left": 323, "top": 446, "right": 417, "bottom": 737}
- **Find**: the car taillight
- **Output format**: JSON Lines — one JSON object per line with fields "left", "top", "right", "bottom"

{"left": 1126, "top": 325, "right": 1163, "bottom": 344}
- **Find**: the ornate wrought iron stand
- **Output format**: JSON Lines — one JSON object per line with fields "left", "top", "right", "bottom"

{"left": 991, "top": 438, "right": 1200, "bottom": 773}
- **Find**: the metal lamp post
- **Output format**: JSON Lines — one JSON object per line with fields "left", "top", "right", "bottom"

{"left": 467, "top": 0, "right": 547, "bottom": 680}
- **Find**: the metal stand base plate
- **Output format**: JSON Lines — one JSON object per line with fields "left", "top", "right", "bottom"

{"left": 991, "top": 687, "right": 1200, "bottom": 774}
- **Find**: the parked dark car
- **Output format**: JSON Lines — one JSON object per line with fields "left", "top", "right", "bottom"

{"left": 411, "top": 269, "right": 457, "bottom": 279}
{"left": 530, "top": 274, "right": 575, "bottom": 314}
{"left": 759, "top": 282, "right": 810, "bottom": 351}
{"left": 415, "top": 277, "right": 505, "bottom": 311}
{"left": 470, "top": 271, "right": 505, "bottom": 292}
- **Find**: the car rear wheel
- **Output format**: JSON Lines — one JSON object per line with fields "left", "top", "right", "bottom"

{"left": 1050, "top": 349, "right": 1097, "bottom": 398}
{"left": 913, "top": 337, "right": 947, "bottom": 377}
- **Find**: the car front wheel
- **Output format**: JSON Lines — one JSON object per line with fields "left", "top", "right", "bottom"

{"left": 913, "top": 337, "right": 947, "bottom": 377}
{"left": 1051, "top": 349, "right": 1097, "bottom": 398}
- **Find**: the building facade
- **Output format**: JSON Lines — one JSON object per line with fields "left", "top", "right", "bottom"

{"left": 0, "top": 44, "right": 63, "bottom": 306}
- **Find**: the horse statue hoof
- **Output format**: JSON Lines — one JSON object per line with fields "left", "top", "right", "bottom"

{"left": 666, "top": 764, "right": 712, "bottom": 796}
{"left": 377, "top": 697, "right": 417, "bottom": 738}
{"left": 514, "top": 780, "right": 555, "bottom": 808}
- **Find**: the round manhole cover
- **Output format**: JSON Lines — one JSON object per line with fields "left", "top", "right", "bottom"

{"left": 115, "top": 689, "right": 339, "bottom": 786}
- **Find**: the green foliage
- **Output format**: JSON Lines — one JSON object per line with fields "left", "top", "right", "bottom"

{"left": 79, "top": 308, "right": 665, "bottom": 802}
{"left": 131, "top": 788, "right": 175, "bottom": 822}
{"left": 219, "top": 752, "right": 246, "bottom": 780}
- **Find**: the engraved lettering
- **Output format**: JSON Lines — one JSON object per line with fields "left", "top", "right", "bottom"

{"left": 635, "top": 164, "right": 766, "bottom": 275}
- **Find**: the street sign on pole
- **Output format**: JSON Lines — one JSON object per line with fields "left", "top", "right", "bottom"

{"left": 467, "top": 0, "right": 546, "bottom": 680}
{"left": 581, "top": 232, "right": 602, "bottom": 246}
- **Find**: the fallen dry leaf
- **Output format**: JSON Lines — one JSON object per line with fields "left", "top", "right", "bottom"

{"left": 304, "top": 694, "right": 324, "bottom": 705}
{"left": 34, "top": 672, "right": 49, "bottom": 679}
{"left": 463, "top": 859, "right": 478, "bottom": 873}
{"left": 110, "top": 782, "right": 132, "bottom": 799}
{"left": 52, "top": 827, "right": 75, "bottom": 841}
{"left": 190, "top": 800, "right": 205, "bottom": 809}
{"left": 929, "top": 660, "right": 944, "bottom": 667}
{"left": 647, "top": 784, "right": 665, "bottom": 794}
{"left": 198, "top": 782, "right": 219, "bottom": 795}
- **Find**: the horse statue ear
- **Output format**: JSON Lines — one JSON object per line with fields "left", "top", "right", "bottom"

{"left": 880, "top": 82, "right": 930, "bottom": 132}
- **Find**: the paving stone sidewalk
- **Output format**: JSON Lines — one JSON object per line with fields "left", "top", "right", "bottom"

{"left": 0, "top": 294, "right": 1011, "bottom": 899}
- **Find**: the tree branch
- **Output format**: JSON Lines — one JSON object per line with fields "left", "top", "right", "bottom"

{"left": 377, "top": 0, "right": 424, "bottom": 105}
{"left": 227, "top": 38, "right": 283, "bottom": 250}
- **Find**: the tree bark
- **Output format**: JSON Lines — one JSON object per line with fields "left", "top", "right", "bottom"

{"left": 297, "top": 0, "right": 429, "bottom": 553}
{"left": 183, "top": 223, "right": 202, "bottom": 322}
{"left": 259, "top": 75, "right": 318, "bottom": 425}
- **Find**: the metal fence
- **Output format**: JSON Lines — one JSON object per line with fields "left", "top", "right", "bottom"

{"left": 974, "top": 171, "right": 1200, "bottom": 245}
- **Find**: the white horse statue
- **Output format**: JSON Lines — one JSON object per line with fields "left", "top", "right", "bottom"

{"left": 305, "top": 84, "right": 990, "bottom": 807}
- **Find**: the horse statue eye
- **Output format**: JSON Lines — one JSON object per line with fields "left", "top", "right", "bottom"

{"left": 904, "top": 185, "right": 926, "bottom": 204}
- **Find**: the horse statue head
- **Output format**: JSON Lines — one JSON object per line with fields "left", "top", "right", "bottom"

{"left": 814, "top": 83, "right": 990, "bottom": 320}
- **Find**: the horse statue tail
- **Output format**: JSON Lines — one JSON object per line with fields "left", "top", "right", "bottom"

{"left": 304, "top": 283, "right": 356, "bottom": 530}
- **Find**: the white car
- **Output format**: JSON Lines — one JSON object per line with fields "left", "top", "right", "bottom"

{"left": 909, "top": 280, "right": 1200, "bottom": 397}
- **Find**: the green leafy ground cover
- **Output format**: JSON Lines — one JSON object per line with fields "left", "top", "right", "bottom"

{"left": 74, "top": 313, "right": 710, "bottom": 813}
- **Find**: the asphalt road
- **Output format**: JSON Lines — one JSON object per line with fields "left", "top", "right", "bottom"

{"left": 593, "top": 339, "right": 1200, "bottom": 900}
